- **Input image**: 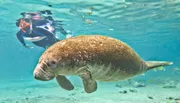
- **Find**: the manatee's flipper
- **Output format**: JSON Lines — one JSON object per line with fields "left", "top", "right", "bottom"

{"left": 82, "top": 76, "right": 97, "bottom": 93}
{"left": 56, "top": 75, "right": 74, "bottom": 91}
{"left": 146, "top": 61, "right": 173, "bottom": 70}
{"left": 76, "top": 67, "right": 97, "bottom": 93}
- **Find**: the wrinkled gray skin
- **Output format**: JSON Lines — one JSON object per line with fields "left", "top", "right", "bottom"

{"left": 33, "top": 35, "right": 173, "bottom": 93}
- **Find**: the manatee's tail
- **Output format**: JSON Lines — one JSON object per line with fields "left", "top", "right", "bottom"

{"left": 145, "top": 61, "right": 173, "bottom": 70}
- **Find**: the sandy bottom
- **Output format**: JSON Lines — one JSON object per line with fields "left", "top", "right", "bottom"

{"left": 0, "top": 77, "right": 180, "bottom": 103}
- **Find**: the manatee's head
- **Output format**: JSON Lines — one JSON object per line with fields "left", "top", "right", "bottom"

{"left": 33, "top": 50, "right": 60, "bottom": 81}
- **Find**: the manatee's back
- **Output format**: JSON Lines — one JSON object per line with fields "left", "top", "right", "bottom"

{"left": 44, "top": 35, "right": 145, "bottom": 76}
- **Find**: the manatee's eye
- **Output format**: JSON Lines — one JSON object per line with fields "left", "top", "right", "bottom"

{"left": 49, "top": 60, "right": 57, "bottom": 68}
{"left": 51, "top": 61, "right": 56, "bottom": 64}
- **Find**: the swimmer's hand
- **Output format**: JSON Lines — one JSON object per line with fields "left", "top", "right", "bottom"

{"left": 24, "top": 44, "right": 34, "bottom": 49}
{"left": 66, "top": 34, "right": 73, "bottom": 38}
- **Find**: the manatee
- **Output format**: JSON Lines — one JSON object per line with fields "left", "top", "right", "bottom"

{"left": 33, "top": 35, "right": 173, "bottom": 93}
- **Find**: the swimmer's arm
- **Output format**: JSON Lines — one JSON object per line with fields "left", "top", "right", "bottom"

{"left": 46, "top": 19, "right": 68, "bottom": 36}
{"left": 16, "top": 31, "right": 26, "bottom": 46}
{"left": 60, "top": 27, "right": 68, "bottom": 36}
{"left": 47, "top": 20, "right": 73, "bottom": 38}
{"left": 57, "top": 26, "right": 73, "bottom": 38}
{"left": 16, "top": 31, "right": 33, "bottom": 48}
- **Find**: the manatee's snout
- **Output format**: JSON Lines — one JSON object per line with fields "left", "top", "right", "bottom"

{"left": 33, "top": 64, "right": 55, "bottom": 81}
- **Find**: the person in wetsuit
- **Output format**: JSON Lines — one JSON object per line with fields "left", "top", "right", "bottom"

{"left": 16, "top": 11, "right": 72, "bottom": 49}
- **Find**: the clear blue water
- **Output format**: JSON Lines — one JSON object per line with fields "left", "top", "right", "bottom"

{"left": 0, "top": 0, "right": 180, "bottom": 102}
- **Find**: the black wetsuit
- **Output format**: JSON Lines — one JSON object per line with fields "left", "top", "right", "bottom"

{"left": 16, "top": 19, "right": 68, "bottom": 48}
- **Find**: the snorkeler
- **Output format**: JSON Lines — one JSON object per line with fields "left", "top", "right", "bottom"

{"left": 16, "top": 10, "right": 73, "bottom": 49}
